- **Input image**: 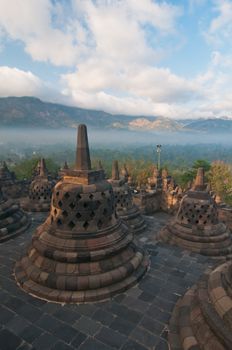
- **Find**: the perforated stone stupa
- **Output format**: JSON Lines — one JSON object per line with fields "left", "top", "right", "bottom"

{"left": 169, "top": 260, "right": 232, "bottom": 349}
{"left": 109, "top": 160, "right": 147, "bottom": 234}
{"left": 147, "top": 165, "right": 162, "bottom": 191}
{"left": 158, "top": 168, "right": 232, "bottom": 256}
{"left": 15, "top": 125, "right": 148, "bottom": 303}
{"left": 21, "top": 159, "right": 53, "bottom": 212}
{"left": 0, "top": 184, "right": 30, "bottom": 243}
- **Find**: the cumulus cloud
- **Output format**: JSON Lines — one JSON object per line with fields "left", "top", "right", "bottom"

{"left": 205, "top": 0, "right": 232, "bottom": 46}
{"left": 0, "top": 0, "right": 79, "bottom": 65}
{"left": 0, "top": 66, "right": 44, "bottom": 97}
{"left": 0, "top": 66, "right": 61, "bottom": 102}
{"left": 0, "top": 0, "right": 232, "bottom": 120}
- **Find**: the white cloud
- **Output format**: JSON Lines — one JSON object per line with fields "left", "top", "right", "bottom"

{"left": 0, "top": 66, "right": 43, "bottom": 97}
{"left": 0, "top": 0, "right": 79, "bottom": 66}
{"left": 0, "top": 0, "right": 181, "bottom": 66}
{"left": 205, "top": 0, "right": 232, "bottom": 46}
{"left": 0, "top": 66, "right": 61, "bottom": 102}
{"left": 1, "top": 0, "right": 232, "bottom": 120}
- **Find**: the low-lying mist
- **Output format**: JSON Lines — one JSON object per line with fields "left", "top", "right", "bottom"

{"left": 1, "top": 127, "right": 232, "bottom": 148}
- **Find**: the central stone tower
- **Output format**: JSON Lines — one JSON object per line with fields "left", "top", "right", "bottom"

{"left": 15, "top": 125, "right": 148, "bottom": 303}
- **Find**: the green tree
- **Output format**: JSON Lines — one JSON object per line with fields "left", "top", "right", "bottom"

{"left": 12, "top": 158, "right": 59, "bottom": 180}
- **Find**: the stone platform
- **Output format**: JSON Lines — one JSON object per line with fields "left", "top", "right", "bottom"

{"left": 0, "top": 212, "right": 215, "bottom": 350}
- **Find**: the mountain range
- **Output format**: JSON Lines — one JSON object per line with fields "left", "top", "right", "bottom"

{"left": 0, "top": 96, "right": 232, "bottom": 134}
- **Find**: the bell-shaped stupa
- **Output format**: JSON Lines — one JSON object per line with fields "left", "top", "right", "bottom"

{"left": 0, "top": 161, "right": 15, "bottom": 183}
{"left": 0, "top": 184, "right": 30, "bottom": 243}
{"left": 21, "top": 159, "right": 53, "bottom": 212}
{"left": 109, "top": 160, "right": 147, "bottom": 234}
{"left": 158, "top": 168, "right": 232, "bottom": 256}
{"left": 147, "top": 165, "right": 162, "bottom": 191}
{"left": 169, "top": 259, "right": 232, "bottom": 349}
{"left": 15, "top": 125, "right": 148, "bottom": 303}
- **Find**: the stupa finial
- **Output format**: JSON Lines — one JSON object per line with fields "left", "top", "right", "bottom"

{"left": 97, "top": 160, "right": 103, "bottom": 170}
{"left": 112, "top": 160, "right": 120, "bottom": 180}
{"left": 75, "top": 124, "right": 91, "bottom": 171}
{"left": 39, "top": 158, "right": 47, "bottom": 177}
{"left": 193, "top": 167, "right": 205, "bottom": 190}
{"left": 63, "top": 161, "right": 69, "bottom": 169}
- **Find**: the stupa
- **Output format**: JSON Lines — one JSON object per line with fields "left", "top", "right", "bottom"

{"left": 169, "top": 260, "right": 232, "bottom": 349}
{"left": 158, "top": 168, "right": 232, "bottom": 256}
{"left": 109, "top": 160, "right": 147, "bottom": 234}
{"left": 0, "top": 184, "right": 30, "bottom": 243}
{"left": 58, "top": 161, "right": 69, "bottom": 178}
{"left": 15, "top": 125, "right": 148, "bottom": 303}
{"left": 21, "top": 159, "right": 53, "bottom": 212}
{"left": 121, "top": 164, "right": 129, "bottom": 182}
{"left": 147, "top": 165, "right": 162, "bottom": 191}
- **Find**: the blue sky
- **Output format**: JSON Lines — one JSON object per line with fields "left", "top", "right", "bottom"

{"left": 0, "top": 0, "right": 232, "bottom": 119}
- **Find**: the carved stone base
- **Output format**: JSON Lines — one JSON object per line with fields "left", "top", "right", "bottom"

{"left": 0, "top": 199, "right": 30, "bottom": 243}
{"left": 15, "top": 220, "right": 148, "bottom": 303}
{"left": 158, "top": 222, "right": 232, "bottom": 257}
{"left": 169, "top": 261, "right": 232, "bottom": 349}
{"left": 118, "top": 205, "right": 147, "bottom": 234}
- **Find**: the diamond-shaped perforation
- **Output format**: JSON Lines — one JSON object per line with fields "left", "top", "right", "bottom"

{"left": 76, "top": 212, "right": 81, "bottom": 219}
{"left": 69, "top": 202, "right": 75, "bottom": 209}
{"left": 68, "top": 221, "right": 75, "bottom": 229}
{"left": 63, "top": 210, "right": 68, "bottom": 217}
{"left": 83, "top": 221, "right": 89, "bottom": 230}
{"left": 57, "top": 218, "right": 62, "bottom": 226}
{"left": 64, "top": 192, "right": 70, "bottom": 199}
{"left": 97, "top": 219, "right": 103, "bottom": 229}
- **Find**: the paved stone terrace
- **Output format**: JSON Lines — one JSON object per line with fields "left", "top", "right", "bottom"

{"left": 0, "top": 212, "right": 215, "bottom": 350}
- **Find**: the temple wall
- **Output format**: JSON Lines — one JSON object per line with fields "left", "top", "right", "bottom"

{"left": 133, "top": 190, "right": 181, "bottom": 215}
{"left": 218, "top": 206, "right": 232, "bottom": 231}
{"left": 133, "top": 191, "right": 162, "bottom": 214}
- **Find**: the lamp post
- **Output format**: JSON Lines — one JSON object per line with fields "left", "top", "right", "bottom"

{"left": 156, "top": 144, "right": 162, "bottom": 170}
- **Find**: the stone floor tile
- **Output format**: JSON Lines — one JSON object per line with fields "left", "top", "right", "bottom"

{"left": 92, "top": 309, "right": 115, "bottom": 326}
{"left": 53, "top": 308, "right": 81, "bottom": 324}
{"left": 70, "top": 330, "right": 87, "bottom": 348}
{"left": 16, "top": 343, "right": 34, "bottom": 350}
{"left": 6, "top": 315, "right": 30, "bottom": 335}
{"left": 0, "top": 305, "right": 15, "bottom": 325}
{"left": 95, "top": 326, "right": 127, "bottom": 349}
{"left": 51, "top": 341, "right": 74, "bottom": 350}
{"left": 139, "top": 316, "right": 164, "bottom": 335}
{"left": 32, "top": 332, "right": 59, "bottom": 350}
{"left": 109, "top": 316, "right": 135, "bottom": 336}
{"left": 73, "top": 316, "right": 101, "bottom": 336}
{"left": 19, "top": 324, "right": 44, "bottom": 344}
{"left": 17, "top": 304, "right": 43, "bottom": 323}
{"left": 156, "top": 338, "right": 169, "bottom": 349}
{"left": 121, "top": 339, "right": 148, "bottom": 350}
{"left": 53, "top": 324, "right": 77, "bottom": 343}
{"left": 130, "top": 326, "right": 160, "bottom": 348}
{"left": 0, "top": 328, "right": 23, "bottom": 350}
{"left": 79, "top": 337, "right": 113, "bottom": 350}
{"left": 35, "top": 314, "right": 64, "bottom": 332}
